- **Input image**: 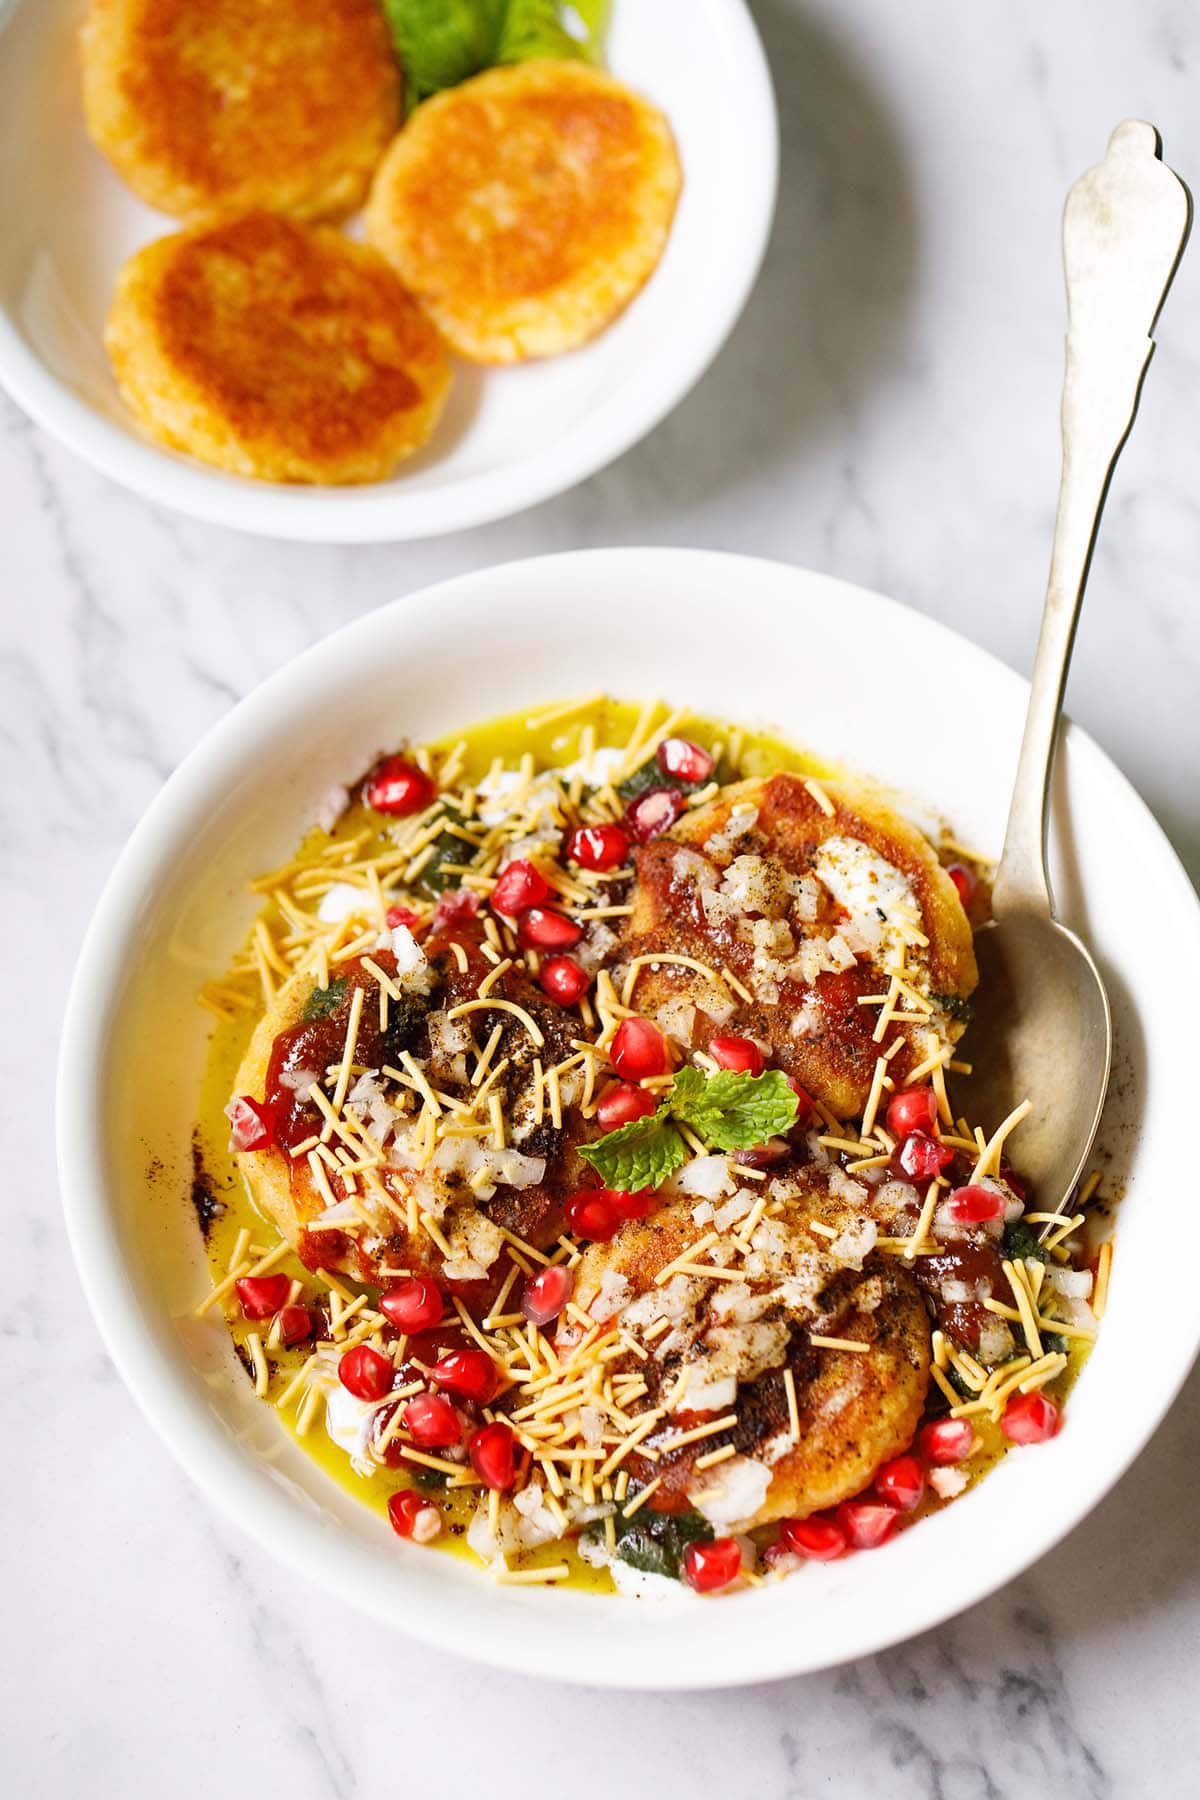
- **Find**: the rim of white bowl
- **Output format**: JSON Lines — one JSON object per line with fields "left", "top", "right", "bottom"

{"left": 0, "top": 1, "right": 777, "bottom": 543}
{"left": 56, "top": 550, "right": 1200, "bottom": 1686}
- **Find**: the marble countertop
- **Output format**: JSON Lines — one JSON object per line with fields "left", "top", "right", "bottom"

{"left": 6, "top": 0, "right": 1200, "bottom": 1792}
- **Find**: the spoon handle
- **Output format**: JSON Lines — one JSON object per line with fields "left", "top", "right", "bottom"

{"left": 993, "top": 121, "right": 1191, "bottom": 918}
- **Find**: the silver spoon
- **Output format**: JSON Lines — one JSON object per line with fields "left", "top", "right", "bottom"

{"left": 963, "top": 121, "right": 1190, "bottom": 1212}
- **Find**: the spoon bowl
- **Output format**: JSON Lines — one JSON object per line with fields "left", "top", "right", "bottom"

{"left": 964, "top": 913, "right": 1111, "bottom": 1209}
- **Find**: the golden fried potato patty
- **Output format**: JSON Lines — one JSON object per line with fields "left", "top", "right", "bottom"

{"left": 231, "top": 921, "right": 581, "bottom": 1288}
{"left": 573, "top": 1182, "right": 931, "bottom": 1529}
{"left": 105, "top": 214, "right": 451, "bottom": 484}
{"left": 626, "top": 773, "right": 978, "bottom": 1117}
{"left": 365, "top": 61, "right": 682, "bottom": 362}
{"left": 81, "top": 0, "right": 400, "bottom": 222}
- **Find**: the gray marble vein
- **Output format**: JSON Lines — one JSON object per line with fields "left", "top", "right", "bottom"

{"left": 4, "top": 1, "right": 1200, "bottom": 1794}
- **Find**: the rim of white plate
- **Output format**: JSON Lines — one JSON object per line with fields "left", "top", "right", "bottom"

{"left": 0, "top": 1, "right": 777, "bottom": 542}
{"left": 56, "top": 550, "right": 1200, "bottom": 1686}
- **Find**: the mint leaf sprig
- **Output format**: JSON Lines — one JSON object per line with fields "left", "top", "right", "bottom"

{"left": 578, "top": 1111, "right": 684, "bottom": 1191}
{"left": 578, "top": 1067, "right": 799, "bottom": 1191}
{"left": 384, "top": 0, "right": 609, "bottom": 110}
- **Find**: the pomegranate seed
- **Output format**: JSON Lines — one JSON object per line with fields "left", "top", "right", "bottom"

{"left": 429, "top": 1346, "right": 498, "bottom": 1405}
{"left": 626, "top": 787, "right": 686, "bottom": 842}
{"left": 1001, "top": 1392, "right": 1062, "bottom": 1445}
{"left": 379, "top": 1276, "right": 444, "bottom": 1333}
{"left": 468, "top": 1420, "right": 517, "bottom": 1491}
{"left": 683, "top": 1537, "right": 743, "bottom": 1593}
{"left": 596, "top": 1082, "right": 657, "bottom": 1128}
{"left": 387, "top": 1490, "right": 425, "bottom": 1538}
{"left": 657, "top": 738, "right": 714, "bottom": 784}
{"left": 887, "top": 1088, "right": 938, "bottom": 1138}
{"left": 874, "top": 1454, "right": 925, "bottom": 1512}
{"left": 387, "top": 1490, "right": 441, "bottom": 1542}
{"left": 235, "top": 1274, "right": 291, "bottom": 1319}
{"left": 431, "top": 888, "right": 479, "bottom": 932}
{"left": 610, "top": 1017, "right": 667, "bottom": 1080}
{"left": 385, "top": 904, "right": 421, "bottom": 930}
{"left": 539, "top": 955, "right": 590, "bottom": 1005}
{"left": 898, "top": 1131, "right": 955, "bottom": 1180}
{"left": 919, "top": 1418, "right": 977, "bottom": 1464}
{"left": 947, "top": 863, "right": 977, "bottom": 906}
{"left": 403, "top": 1391, "right": 462, "bottom": 1448}
{"left": 226, "top": 1094, "right": 277, "bottom": 1152}
{"left": 944, "top": 1184, "right": 1007, "bottom": 1225}
{"left": 491, "top": 860, "right": 551, "bottom": 917}
{"left": 338, "top": 1344, "right": 395, "bottom": 1402}
{"left": 519, "top": 907, "right": 583, "bottom": 950}
{"left": 609, "top": 1188, "right": 654, "bottom": 1220}
{"left": 521, "top": 1264, "right": 574, "bottom": 1326}
{"left": 276, "top": 1304, "right": 313, "bottom": 1347}
{"left": 779, "top": 1515, "right": 847, "bottom": 1561}
{"left": 786, "top": 1078, "right": 814, "bottom": 1129}
{"left": 710, "top": 1035, "right": 765, "bottom": 1076}
{"left": 836, "top": 1500, "right": 899, "bottom": 1550}
{"left": 565, "top": 1192, "right": 622, "bottom": 1242}
{"left": 567, "top": 824, "right": 629, "bottom": 871}
{"left": 365, "top": 756, "right": 436, "bottom": 816}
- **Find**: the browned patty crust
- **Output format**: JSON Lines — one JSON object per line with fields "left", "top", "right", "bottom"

{"left": 365, "top": 60, "right": 682, "bottom": 362}
{"left": 105, "top": 214, "right": 451, "bottom": 484}
{"left": 627, "top": 773, "right": 978, "bottom": 1117}
{"left": 81, "top": 0, "right": 401, "bottom": 222}
{"left": 574, "top": 1188, "right": 932, "bottom": 1527}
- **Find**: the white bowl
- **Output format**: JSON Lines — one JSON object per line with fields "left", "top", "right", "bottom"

{"left": 57, "top": 549, "right": 1200, "bottom": 1687}
{"left": 0, "top": 0, "right": 776, "bottom": 542}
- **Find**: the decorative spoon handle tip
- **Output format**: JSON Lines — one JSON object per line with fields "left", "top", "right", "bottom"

{"left": 994, "top": 121, "right": 1191, "bottom": 920}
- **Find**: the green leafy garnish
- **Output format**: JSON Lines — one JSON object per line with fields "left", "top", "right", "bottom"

{"left": 671, "top": 1067, "right": 799, "bottom": 1150}
{"left": 497, "top": 0, "right": 609, "bottom": 64}
{"left": 405, "top": 1464, "right": 450, "bottom": 1493}
{"left": 617, "top": 744, "right": 736, "bottom": 804}
{"left": 1001, "top": 1221, "right": 1051, "bottom": 1266}
{"left": 383, "top": 0, "right": 608, "bottom": 109}
{"left": 578, "top": 1112, "right": 688, "bottom": 1191}
{"left": 606, "top": 1503, "right": 712, "bottom": 1581}
{"left": 416, "top": 803, "right": 471, "bottom": 897}
{"left": 616, "top": 759, "right": 672, "bottom": 804}
{"left": 302, "top": 977, "right": 348, "bottom": 1022}
{"left": 932, "top": 991, "right": 974, "bottom": 1025}
{"left": 578, "top": 1067, "right": 799, "bottom": 1189}
{"left": 383, "top": 0, "right": 502, "bottom": 104}
{"left": 947, "top": 1363, "right": 976, "bottom": 1399}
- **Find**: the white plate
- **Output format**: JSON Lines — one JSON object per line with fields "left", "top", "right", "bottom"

{"left": 0, "top": 0, "right": 775, "bottom": 541}
{"left": 56, "top": 549, "right": 1200, "bottom": 1687}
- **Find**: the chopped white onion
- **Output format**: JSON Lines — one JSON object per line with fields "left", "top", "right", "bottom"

{"left": 677, "top": 1155, "right": 735, "bottom": 1201}
{"left": 590, "top": 1270, "right": 631, "bottom": 1323}
{"left": 929, "top": 1466, "right": 969, "bottom": 1499}
{"left": 830, "top": 1217, "right": 877, "bottom": 1267}
{"left": 1046, "top": 1265, "right": 1094, "bottom": 1300}
{"left": 389, "top": 923, "right": 426, "bottom": 976}
{"left": 317, "top": 882, "right": 368, "bottom": 924}
{"left": 427, "top": 1010, "right": 473, "bottom": 1058}
{"left": 323, "top": 1384, "right": 381, "bottom": 1478}
{"left": 677, "top": 1372, "right": 737, "bottom": 1414}
{"left": 277, "top": 1066, "right": 318, "bottom": 1100}
{"left": 688, "top": 1455, "right": 771, "bottom": 1529}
